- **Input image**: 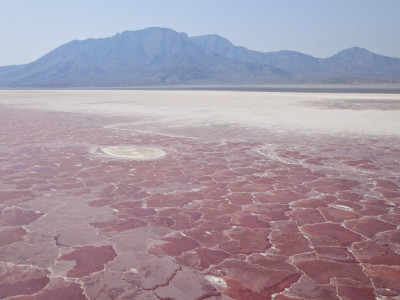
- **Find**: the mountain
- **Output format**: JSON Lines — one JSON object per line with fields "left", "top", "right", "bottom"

{"left": 191, "top": 35, "right": 400, "bottom": 83}
{"left": 0, "top": 28, "right": 287, "bottom": 87}
{"left": 190, "top": 34, "right": 322, "bottom": 72}
{"left": 0, "top": 27, "right": 399, "bottom": 87}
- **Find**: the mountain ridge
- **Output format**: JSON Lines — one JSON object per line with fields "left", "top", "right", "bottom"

{"left": 0, "top": 27, "right": 399, "bottom": 87}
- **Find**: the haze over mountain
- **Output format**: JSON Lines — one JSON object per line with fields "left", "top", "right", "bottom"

{"left": 0, "top": 27, "right": 399, "bottom": 87}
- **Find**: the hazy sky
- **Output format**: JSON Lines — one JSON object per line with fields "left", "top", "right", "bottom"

{"left": 1, "top": 0, "right": 400, "bottom": 66}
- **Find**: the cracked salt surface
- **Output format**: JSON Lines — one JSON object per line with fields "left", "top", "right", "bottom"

{"left": 0, "top": 90, "right": 399, "bottom": 299}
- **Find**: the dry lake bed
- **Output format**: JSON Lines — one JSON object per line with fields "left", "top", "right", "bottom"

{"left": 0, "top": 89, "right": 399, "bottom": 300}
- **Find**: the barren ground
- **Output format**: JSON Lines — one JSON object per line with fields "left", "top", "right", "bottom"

{"left": 0, "top": 90, "right": 399, "bottom": 299}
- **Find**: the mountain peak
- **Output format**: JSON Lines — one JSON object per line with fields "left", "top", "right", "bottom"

{"left": 119, "top": 27, "right": 188, "bottom": 39}
{"left": 0, "top": 27, "right": 399, "bottom": 87}
{"left": 334, "top": 46, "right": 372, "bottom": 58}
{"left": 190, "top": 34, "right": 235, "bottom": 52}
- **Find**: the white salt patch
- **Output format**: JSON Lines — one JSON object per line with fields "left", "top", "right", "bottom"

{"left": 2, "top": 90, "right": 400, "bottom": 136}
{"left": 205, "top": 231, "right": 212, "bottom": 235}
{"left": 329, "top": 204, "right": 354, "bottom": 212}
{"left": 96, "top": 146, "right": 166, "bottom": 161}
{"left": 130, "top": 268, "right": 138, "bottom": 274}
{"left": 205, "top": 275, "right": 227, "bottom": 288}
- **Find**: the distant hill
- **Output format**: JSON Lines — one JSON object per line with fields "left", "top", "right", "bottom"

{"left": 191, "top": 34, "right": 400, "bottom": 83}
{"left": 0, "top": 27, "right": 399, "bottom": 87}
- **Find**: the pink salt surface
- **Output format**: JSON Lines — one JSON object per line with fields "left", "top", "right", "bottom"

{"left": 0, "top": 91, "right": 400, "bottom": 299}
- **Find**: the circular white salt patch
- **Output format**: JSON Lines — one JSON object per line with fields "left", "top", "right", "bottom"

{"left": 130, "top": 268, "right": 138, "bottom": 274}
{"left": 94, "top": 146, "right": 166, "bottom": 161}
{"left": 205, "top": 275, "right": 227, "bottom": 288}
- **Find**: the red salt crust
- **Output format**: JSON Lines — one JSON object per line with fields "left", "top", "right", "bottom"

{"left": 247, "top": 254, "right": 298, "bottom": 272}
{"left": 89, "top": 219, "right": 120, "bottom": 229}
{"left": 363, "top": 198, "right": 396, "bottom": 208}
{"left": 0, "top": 190, "right": 35, "bottom": 204}
{"left": 145, "top": 193, "right": 193, "bottom": 207}
{"left": 0, "top": 208, "right": 44, "bottom": 226}
{"left": 2, "top": 107, "right": 400, "bottom": 299}
{"left": 359, "top": 206, "right": 390, "bottom": 216}
{"left": 204, "top": 188, "right": 229, "bottom": 199}
{"left": 381, "top": 213, "right": 400, "bottom": 225}
{"left": 266, "top": 189, "right": 305, "bottom": 204}
{"left": 100, "top": 218, "right": 147, "bottom": 233}
{"left": 375, "top": 187, "right": 400, "bottom": 199}
{"left": 288, "top": 209, "right": 326, "bottom": 226}
{"left": 123, "top": 256, "right": 181, "bottom": 290}
{"left": 253, "top": 177, "right": 275, "bottom": 185}
{"left": 274, "top": 295, "right": 304, "bottom": 300}
{"left": 119, "top": 207, "right": 156, "bottom": 218}
{"left": 229, "top": 213, "right": 271, "bottom": 228}
{"left": 345, "top": 217, "right": 397, "bottom": 238}
{"left": 185, "top": 222, "right": 231, "bottom": 247}
{"left": 0, "top": 226, "right": 27, "bottom": 247}
{"left": 169, "top": 213, "right": 201, "bottom": 230}
{"left": 295, "top": 259, "right": 369, "bottom": 285}
{"left": 301, "top": 223, "right": 363, "bottom": 247}
{"left": 149, "top": 216, "right": 175, "bottom": 228}
{"left": 223, "top": 277, "right": 272, "bottom": 300}
{"left": 58, "top": 245, "right": 117, "bottom": 278}
{"left": 219, "top": 227, "right": 271, "bottom": 254}
{"left": 112, "top": 200, "right": 147, "bottom": 210}
{"left": 153, "top": 267, "right": 220, "bottom": 300}
{"left": 331, "top": 179, "right": 360, "bottom": 189}
{"left": 313, "top": 185, "right": 346, "bottom": 195}
{"left": 314, "top": 246, "right": 357, "bottom": 263}
{"left": 89, "top": 198, "right": 114, "bottom": 207}
{"left": 289, "top": 184, "right": 312, "bottom": 195}
{"left": 244, "top": 203, "right": 290, "bottom": 221}
{"left": 336, "top": 191, "right": 363, "bottom": 201}
{"left": 14, "top": 283, "right": 88, "bottom": 300}
{"left": 182, "top": 210, "right": 202, "bottom": 221}
{"left": 217, "top": 260, "right": 301, "bottom": 299}
{"left": 375, "top": 179, "right": 399, "bottom": 190}
{"left": 363, "top": 265, "right": 400, "bottom": 294}
{"left": 290, "top": 197, "right": 332, "bottom": 209}
{"left": 227, "top": 192, "right": 253, "bottom": 205}
{"left": 201, "top": 208, "right": 232, "bottom": 223}
{"left": 285, "top": 276, "right": 342, "bottom": 300}
{"left": 336, "top": 285, "right": 376, "bottom": 300}
{"left": 0, "top": 277, "right": 51, "bottom": 299}
{"left": 156, "top": 207, "right": 180, "bottom": 217}
{"left": 341, "top": 159, "right": 363, "bottom": 166}
{"left": 158, "top": 234, "right": 200, "bottom": 256}
{"left": 305, "top": 179, "right": 332, "bottom": 188}
{"left": 351, "top": 241, "right": 400, "bottom": 265}
{"left": 376, "top": 230, "right": 400, "bottom": 243}
{"left": 179, "top": 247, "right": 229, "bottom": 270}
{"left": 319, "top": 207, "right": 361, "bottom": 223}
{"left": 359, "top": 164, "right": 381, "bottom": 170}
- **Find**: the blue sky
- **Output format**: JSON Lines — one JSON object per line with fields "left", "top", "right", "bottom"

{"left": 1, "top": 0, "right": 400, "bottom": 66}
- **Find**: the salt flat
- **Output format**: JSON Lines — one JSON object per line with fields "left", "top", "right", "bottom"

{"left": 1, "top": 89, "right": 400, "bottom": 136}
{"left": 0, "top": 90, "right": 399, "bottom": 299}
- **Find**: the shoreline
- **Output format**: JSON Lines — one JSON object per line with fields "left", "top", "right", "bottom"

{"left": 1, "top": 84, "right": 400, "bottom": 94}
